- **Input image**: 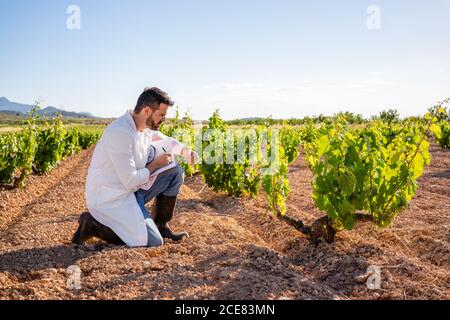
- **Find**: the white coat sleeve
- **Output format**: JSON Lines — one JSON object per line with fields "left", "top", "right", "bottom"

{"left": 106, "top": 128, "right": 150, "bottom": 192}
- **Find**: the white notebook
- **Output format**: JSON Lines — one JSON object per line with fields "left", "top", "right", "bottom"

{"left": 149, "top": 161, "right": 177, "bottom": 177}
{"left": 147, "top": 139, "right": 178, "bottom": 177}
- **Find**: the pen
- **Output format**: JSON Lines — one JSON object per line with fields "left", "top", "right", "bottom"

{"left": 162, "top": 147, "right": 167, "bottom": 154}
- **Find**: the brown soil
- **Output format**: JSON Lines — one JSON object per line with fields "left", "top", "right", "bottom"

{"left": 0, "top": 144, "right": 449, "bottom": 300}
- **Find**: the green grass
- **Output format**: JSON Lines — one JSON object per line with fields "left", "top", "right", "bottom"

{"left": 0, "top": 113, "right": 113, "bottom": 126}
{"left": 0, "top": 123, "right": 106, "bottom": 134}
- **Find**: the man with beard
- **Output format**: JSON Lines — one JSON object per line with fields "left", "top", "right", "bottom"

{"left": 72, "top": 87, "right": 197, "bottom": 247}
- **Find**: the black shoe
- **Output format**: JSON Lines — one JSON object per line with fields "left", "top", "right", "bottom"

{"left": 71, "top": 212, "right": 125, "bottom": 245}
{"left": 72, "top": 212, "right": 96, "bottom": 244}
{"left": 153, "top": 194, "right": 189, "bottom": 241}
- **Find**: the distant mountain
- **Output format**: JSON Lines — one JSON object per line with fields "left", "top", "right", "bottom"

{"left": 0, "top": 97, "right": 95, "bottom": 118}
{"left": 0, "top": 97, "right": 30, "bottom": 114}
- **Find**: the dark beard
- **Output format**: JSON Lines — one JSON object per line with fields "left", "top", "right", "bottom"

{"left": 146, "top": 117, "right": 161, "bottom": 130}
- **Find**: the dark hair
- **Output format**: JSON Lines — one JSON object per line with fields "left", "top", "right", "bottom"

{"left": 134, "top": 87, "right": 174, "bottom": 113}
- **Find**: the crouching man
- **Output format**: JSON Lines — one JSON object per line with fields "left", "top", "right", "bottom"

{"left": 72, "top": 87, "right": 198, "bottom": 247}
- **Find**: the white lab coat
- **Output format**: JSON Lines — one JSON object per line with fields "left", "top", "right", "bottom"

{"left": 85, "top": 110, "right": 185, "bottom": 247}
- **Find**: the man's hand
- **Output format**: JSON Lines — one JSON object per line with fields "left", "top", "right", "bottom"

{"left": 146, "top": 154, "right": 172, "bottom": 173}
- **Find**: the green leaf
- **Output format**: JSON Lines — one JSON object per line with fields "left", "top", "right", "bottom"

{"left": 342, "top": 213, "right": 356, "bottom": 230}
{"left": 337, "top": 171, "right": 356, "bottom": 195}
{"left": 316, "top": 134, "right": 329, "bottom": 157}
{"left": 411, "top": 155, "right": 425, "bottom": 179}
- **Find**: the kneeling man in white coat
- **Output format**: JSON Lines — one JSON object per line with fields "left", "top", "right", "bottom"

{"left": 72, "top": 87, "right": 198, "bottom": 247}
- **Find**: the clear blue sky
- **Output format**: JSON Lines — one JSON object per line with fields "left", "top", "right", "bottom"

{"left": 1, "top": 0, "right": 449, "bottom": 119}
